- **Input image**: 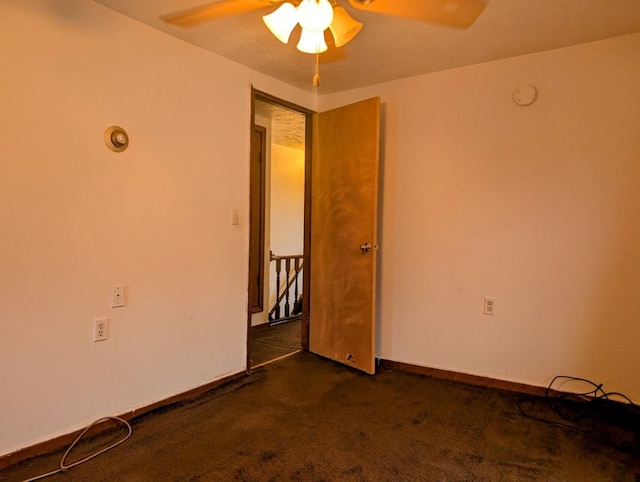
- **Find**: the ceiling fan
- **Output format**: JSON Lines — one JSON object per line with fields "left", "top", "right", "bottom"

{"left": 162, "top": 0, "right": 487, "bottom": 85}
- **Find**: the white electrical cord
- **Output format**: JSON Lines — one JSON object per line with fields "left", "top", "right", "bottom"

{"left": 21, "top": 416, "right": 132, "bottom": 482}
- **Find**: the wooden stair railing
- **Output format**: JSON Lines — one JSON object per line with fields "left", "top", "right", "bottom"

{"left": 268, "top": 252, "right": 303, "bottom": 325}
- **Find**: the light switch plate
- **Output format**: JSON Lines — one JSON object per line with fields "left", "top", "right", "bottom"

{"left": 231, "top": 208, "right": 240, "bottom": 225}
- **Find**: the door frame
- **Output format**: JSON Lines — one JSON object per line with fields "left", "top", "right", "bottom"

{"left": 248, "top": 123, "right": 267, "bottom": 314}
{"left": 246, "top": 87, "right": 314, "bottom": 372}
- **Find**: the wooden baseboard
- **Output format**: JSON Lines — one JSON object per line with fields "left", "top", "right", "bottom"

{"left": 377, "top": 359, "right": 549, "bottom": 397}
{"left": 0, "top": 370, "right": 245, "bottom": 470}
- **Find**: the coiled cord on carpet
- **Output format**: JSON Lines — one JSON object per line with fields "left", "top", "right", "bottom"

{"left": 21, "top": 416, "right": 132, "bottom": 482}
{"left": 516, "top": 375, "right": 639, "bottom": 454}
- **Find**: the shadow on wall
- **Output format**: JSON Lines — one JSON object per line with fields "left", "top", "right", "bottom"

{"left": 581, "top": 181, "right": 640, "bottom": 398}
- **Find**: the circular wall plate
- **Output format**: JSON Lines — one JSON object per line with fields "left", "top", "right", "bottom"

{"left": 513, "top": 85, "right": 538, "bottom": 106}
{"left": 104, "top": 126, "right": 129, "bottom": 152}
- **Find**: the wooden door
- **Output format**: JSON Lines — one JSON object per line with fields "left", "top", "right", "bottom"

{"left": 309, "top": 97, "right": 380, "bottom": 374}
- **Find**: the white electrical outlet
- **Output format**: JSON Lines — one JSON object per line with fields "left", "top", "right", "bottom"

{"left": 111, "top": 285, "right": 125, "bottom": 308}
{"left": 483, "top": 296, "right": 496, "bottom": 315}
{"left": 94, "top": 318, "right": 109, "bottom": 342}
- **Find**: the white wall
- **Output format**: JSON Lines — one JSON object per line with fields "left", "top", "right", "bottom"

{"left": 319, "top": 33, "right": 640, "bottom": 401}
{"left": 270, "top": 144, "right": 305, "bottom": 257}
{"left": 0, "top": 0, "right": 314, "bottom": 456}
{"left": 268, "top": 144, "right": 305, "bottom": 313}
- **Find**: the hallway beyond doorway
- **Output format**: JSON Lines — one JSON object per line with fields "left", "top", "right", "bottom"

{"left": 250, "top": 319, "right": 301, "bottom": 368}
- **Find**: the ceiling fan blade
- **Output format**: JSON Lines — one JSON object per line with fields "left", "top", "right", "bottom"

{"left": 162, "top": 0, "right": 284, "bottom": 27}
{"left": 348, "top": 0, "right": 487, "bottom": 29}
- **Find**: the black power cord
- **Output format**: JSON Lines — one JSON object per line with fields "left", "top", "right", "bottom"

{"left": 516, "top": 375, "right": 640, "bottom": 455}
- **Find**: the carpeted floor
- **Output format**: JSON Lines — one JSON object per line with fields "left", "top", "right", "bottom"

{"left": 3, "top": 352, "right": 639, "bottom": 481}
{"left": 250, "top": 319, "right": 301, "bottom": 367}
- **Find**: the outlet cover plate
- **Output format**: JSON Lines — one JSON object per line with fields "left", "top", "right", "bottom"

{"left": 94, "top": 317, "right": 109, "bottom": 342}
{"left": 483, "top": 296, "right": 496, "bottom": 315}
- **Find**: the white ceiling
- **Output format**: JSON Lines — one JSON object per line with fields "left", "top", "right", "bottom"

{"left": 255, "top": 99, "right": 306, "bottom": 149}
{"left": 94, "top": 0, "right": 640, "bottom": 94}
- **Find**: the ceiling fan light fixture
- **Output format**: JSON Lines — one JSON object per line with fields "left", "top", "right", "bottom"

{"left": 297, "top": 0, "right": 334, "bottom": 32}
{"left": 297, "top": 28, "right": 328, "bottom": 54}
{"left": 262, "top": 2, "right": 298, "bottom": 44}
{"left": 329, "top": 6, "right": 363, "bottom": 47}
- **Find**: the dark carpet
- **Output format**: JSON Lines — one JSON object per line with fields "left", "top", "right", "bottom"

{"left": 3, "top": 352, "right": 639, "bottom": 481}
{"left": 250, "top": 320, "right": 301, "bottom": 368}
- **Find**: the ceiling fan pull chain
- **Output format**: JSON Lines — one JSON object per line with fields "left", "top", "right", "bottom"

{"left": 313, "top": 52, "right": 321, "bottom": 87}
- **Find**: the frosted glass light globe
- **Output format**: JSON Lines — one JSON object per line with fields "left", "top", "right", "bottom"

{"left": 297, "top": 0, "right": 334, "bottom": 32}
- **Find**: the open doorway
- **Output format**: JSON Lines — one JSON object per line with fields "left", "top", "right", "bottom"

{"left": 248, "top": 92, "right": 380, "bottom": 374}
{"left": 248, "top": 91, "right": 311, "bottom": 369}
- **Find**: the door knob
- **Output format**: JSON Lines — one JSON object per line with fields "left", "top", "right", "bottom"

{"left": 360, "top": 243, "right": 372, "bottom": 253}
